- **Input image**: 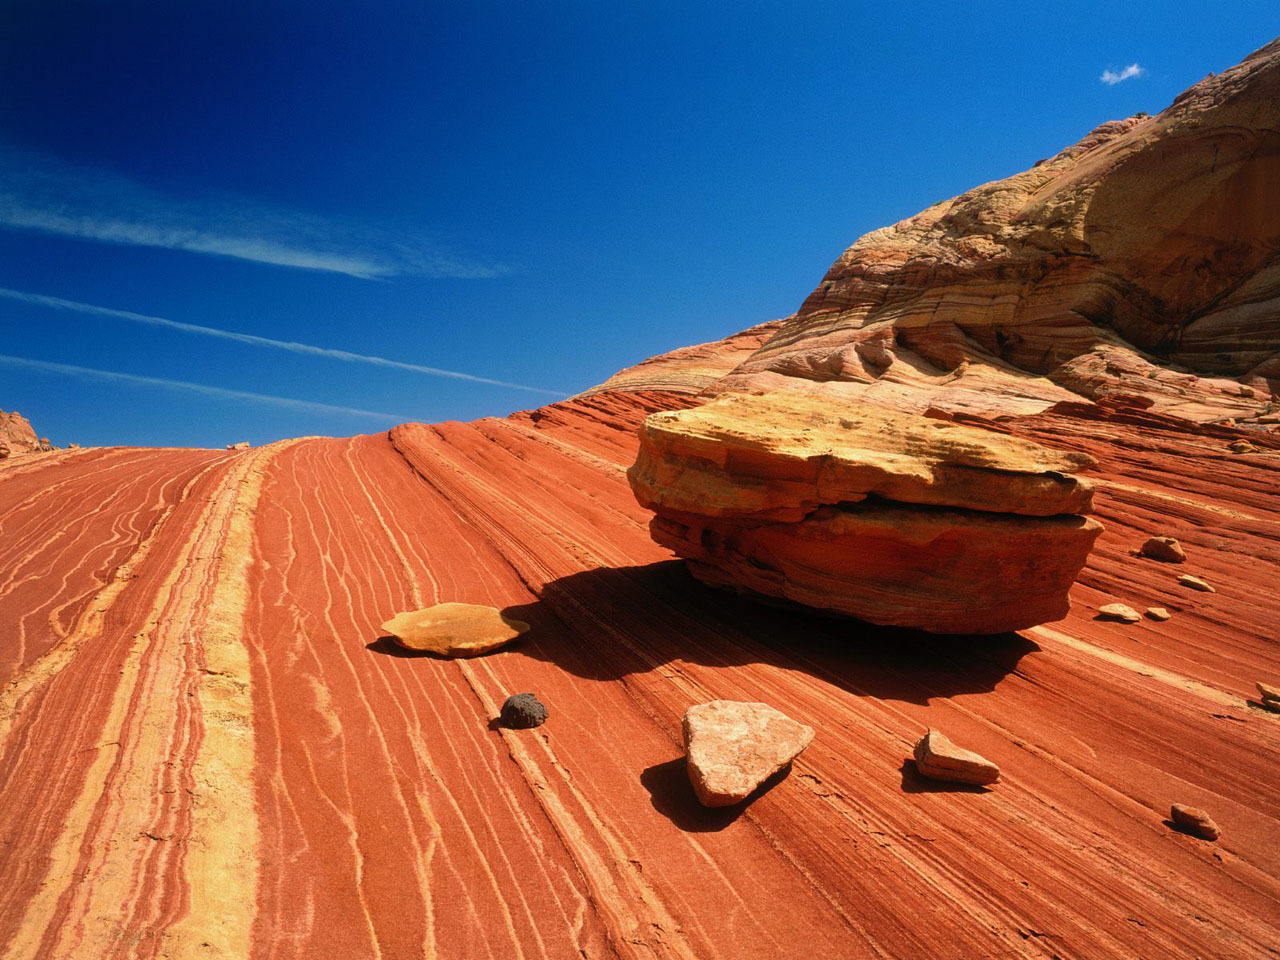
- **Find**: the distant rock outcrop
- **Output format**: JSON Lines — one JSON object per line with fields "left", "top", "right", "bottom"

{"left": 630, "top": 390, "right": 1103, "bottom": 634}
{"left": 0, "top": 411, "right": 51, "bottom": 458}
{"left": 607, "top": 39, "right": 1280, "bottom": 429}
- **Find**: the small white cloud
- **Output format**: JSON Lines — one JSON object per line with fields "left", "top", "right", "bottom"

{"left": 1100, "top": 63, "right": 1145, "bottom": 86}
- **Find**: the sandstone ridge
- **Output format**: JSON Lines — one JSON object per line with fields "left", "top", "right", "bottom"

{"left": 596, "top": 38, "right": 1280, "bottom": 428}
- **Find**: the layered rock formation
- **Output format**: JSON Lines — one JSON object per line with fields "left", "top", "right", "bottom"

{"left": 630, "top": 390, "right": 1103, "bottom": 633}
{"left": 604, "top": 39, "right": 1280, "bottom": 427}
{"left": 0, "top": 410, "right": 49, "bottom": 458}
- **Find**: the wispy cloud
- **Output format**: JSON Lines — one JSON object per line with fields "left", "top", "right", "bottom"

{"left": 0, "top": 353, "right": 411, "bottom": 423}
{"left": 0, "top": 147, "right": 508, "bottom": 280}
{"left": 1100, "top": 63, "right": 1144, "bottom": 85}
{"left": 0, "top": 287, "right": 565, "bottom": 397}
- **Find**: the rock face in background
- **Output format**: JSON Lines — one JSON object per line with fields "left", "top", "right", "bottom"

{"left": 630, "top": 390, "right": 1103, "bottom": 633}
{"left": 601, "top": 39, "right": 1280, "bottom": 428}
{"left": 0, "top": 410, "right": 50, "bottom": 458}
{"left": 579, "top": 319, "right": 788, "bottom": 397}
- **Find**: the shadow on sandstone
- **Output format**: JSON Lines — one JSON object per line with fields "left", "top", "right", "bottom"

{"left": 639, "top": 756, "right": 792, "bottom": 832}
{"left": 501, "top": 560, "right": 1040, "bottom": 707}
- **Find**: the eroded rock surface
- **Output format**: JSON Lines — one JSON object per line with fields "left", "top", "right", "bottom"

{"left": 683, "top": 700, "right": 814, "bottom": 807}
{"left": 630, "top": 390, "right": 1103, "bottom": 634}
{"left": 380, "top": 602, "right": 529, "bottom": 656}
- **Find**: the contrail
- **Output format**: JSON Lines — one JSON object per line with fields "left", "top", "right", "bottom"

{"left": 0, "top": 354, "right": 412, "bottom": 423}
{"left": 0, "top": 287, "right": 566, "bottom": 397}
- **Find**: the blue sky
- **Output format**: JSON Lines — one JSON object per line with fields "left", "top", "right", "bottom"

{"left": 1, "top": 1, "right": 1275, "bottom": 447}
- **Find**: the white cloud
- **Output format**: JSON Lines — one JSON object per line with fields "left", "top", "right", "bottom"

{"left": 1100, "top": 63, "right": 1144, "bottom": 86}
{"left": 0, "top": 147, "right": 509, "bottom": 280}
{"left": 0, "top": 286, "right": 566, "bottom": 397}
{"left": 0, "top": 353, "right": 412, "bottom": 422}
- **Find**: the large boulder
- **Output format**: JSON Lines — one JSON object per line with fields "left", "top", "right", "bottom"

{"left": 629, "top": 390, "right": 1103, "bottom": 634}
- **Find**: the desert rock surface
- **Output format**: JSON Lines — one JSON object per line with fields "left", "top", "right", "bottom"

{"left": 0, "top": 38, "right": 1278, "bottom": 960}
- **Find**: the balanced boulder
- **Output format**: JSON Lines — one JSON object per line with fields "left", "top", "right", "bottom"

{"left": 683, "top": 700, "right": 813, "bottom": 807}
{"left": 380, "top": 602, "right": 529, "bottom": 656}
{"left": 629, "top": 391, "right": 1103, "bottom": 634}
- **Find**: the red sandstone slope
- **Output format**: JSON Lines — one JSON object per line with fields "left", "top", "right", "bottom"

{"left": 0, "top": 392, "right": 1277, "bottom": 959}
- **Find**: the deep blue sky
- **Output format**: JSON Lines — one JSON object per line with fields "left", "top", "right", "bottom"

{"left": 1, "top": 2, "right": 1275, "bottom": 447}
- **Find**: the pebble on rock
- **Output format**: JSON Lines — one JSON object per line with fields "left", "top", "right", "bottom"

{"left": 1098, "top": 603, "right": 1142, "bottom": 623}
{"left": 1145, "top": 607, "right": 1172, "bottom": 621}
{"left": 1228, "top": 439, "right": 1257, "bottom": 454}
{"left": 1139, "top": 536, "right": 1185, "bottom": 563}
{"left": 1257, "top": 681, "right": 1280, "bottom": 705}
{"left": 683, "top": 700, "right": 814, "bottom": 807}
{"left": 499, "top": 693, "right": 548, "bottom": 729}
{"left": 1170, "top": 804, "right": 1220, "bottom": 841}
{"left": 1177, "top": 574, "right": 1215, "bottom": 593}
{"left": 913, "top": 730, "right": 1000, "bottom": 786}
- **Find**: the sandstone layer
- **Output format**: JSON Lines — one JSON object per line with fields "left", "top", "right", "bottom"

{"left": 0, "top": 388, "right": 1277, "bottom": 959}
{"left": 630, "top": 390, "right": 1103, "bottom": 633}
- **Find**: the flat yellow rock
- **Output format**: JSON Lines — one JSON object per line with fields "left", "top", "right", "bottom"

{"left": 380, "top": 602, "right": 529, "bottom": 656}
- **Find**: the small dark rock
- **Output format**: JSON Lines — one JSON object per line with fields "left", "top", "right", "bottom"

{"left": 499, "top": 693, "right": 548, "bottom": 729}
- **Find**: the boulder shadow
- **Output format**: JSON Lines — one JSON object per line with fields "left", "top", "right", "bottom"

{"left": 640, "top": 756, "right": 791, "bottom": 832}
{"left": 898, "top": 758, "right": 992, "bottom": 794}
{"left": 364, "top": 636, "right": 483, "bottom": 660}
{"left": 365, "top": 636, "right": 421, "bottom": 657}
{"left": 503, "top": 560, "right": 1041, "bottom": 707}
